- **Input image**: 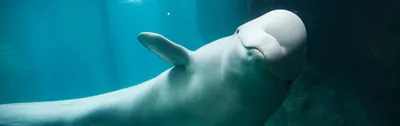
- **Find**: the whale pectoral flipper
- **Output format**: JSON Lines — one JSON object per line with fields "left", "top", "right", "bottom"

{"left": 138, "top": 32, "right": 192, "bottom": 66}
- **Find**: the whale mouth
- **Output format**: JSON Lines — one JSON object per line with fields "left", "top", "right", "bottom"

{"left": 236, "top": 33, "right": 271, "bottom": 61}
{"left": 246, "top": 46, "right": 267, "bottom": 59}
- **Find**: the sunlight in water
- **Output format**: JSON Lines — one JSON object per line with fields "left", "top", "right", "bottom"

{"left": 126, "top": 0, "right": 142, "bottom": 4}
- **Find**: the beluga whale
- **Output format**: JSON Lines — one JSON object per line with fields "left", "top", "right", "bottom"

{"left": 0, "top": 9, "right": 307, "bottom": 126}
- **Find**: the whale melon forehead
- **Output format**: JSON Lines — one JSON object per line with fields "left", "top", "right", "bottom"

{"left": 239, "top": 9, "right": 306, "bottom": 52}
{"left": 260, "top": 10, "right": 307, "bottom": 52}
{"left": 237, "top": 9, "right": 307, "bottom": 82}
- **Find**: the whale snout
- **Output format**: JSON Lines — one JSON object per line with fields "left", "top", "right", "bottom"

{"left": 237, "top": 9, "right": 307, "bottom": 82}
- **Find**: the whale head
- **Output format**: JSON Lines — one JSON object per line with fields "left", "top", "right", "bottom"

{"left": 236, "top": 9, "right": 307, "bottom": 83}
{"left": 138, "top": 9, "right": 306, "bottom": 125}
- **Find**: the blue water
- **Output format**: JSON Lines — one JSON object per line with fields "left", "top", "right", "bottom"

{"left": 0, "top": 0, "right": 212, "bottom": 103}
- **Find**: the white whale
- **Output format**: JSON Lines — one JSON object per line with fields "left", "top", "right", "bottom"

{"left": 0, "top": 9, "right": 306, "bottom": 126}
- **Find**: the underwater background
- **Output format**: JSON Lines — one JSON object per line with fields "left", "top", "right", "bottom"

{"left": 0, "top": 0, "right": 399, "bottom": 126}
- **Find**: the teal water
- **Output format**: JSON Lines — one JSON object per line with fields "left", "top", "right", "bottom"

{"left": 0, "top": 0, "right": 207, "bottom": 103}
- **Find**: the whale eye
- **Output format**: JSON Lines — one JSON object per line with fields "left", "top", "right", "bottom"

{"left": 235, "top": 29, "right": 240, "bottom": 34}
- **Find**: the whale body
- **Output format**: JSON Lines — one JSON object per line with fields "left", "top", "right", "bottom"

{"left": 0, "top": 9, "right": 307, "bottom": 126}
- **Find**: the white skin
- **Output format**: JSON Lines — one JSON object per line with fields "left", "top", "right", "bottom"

{"left": 0, "top": 9, "right": 306, "bottom": 126}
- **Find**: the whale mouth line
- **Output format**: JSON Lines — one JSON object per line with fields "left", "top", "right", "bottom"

{"left": 246, "top": 47, "right": 266, "bottom": 59}
{"left": 237, "top": 35, "right": 267, "bottom": 60}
